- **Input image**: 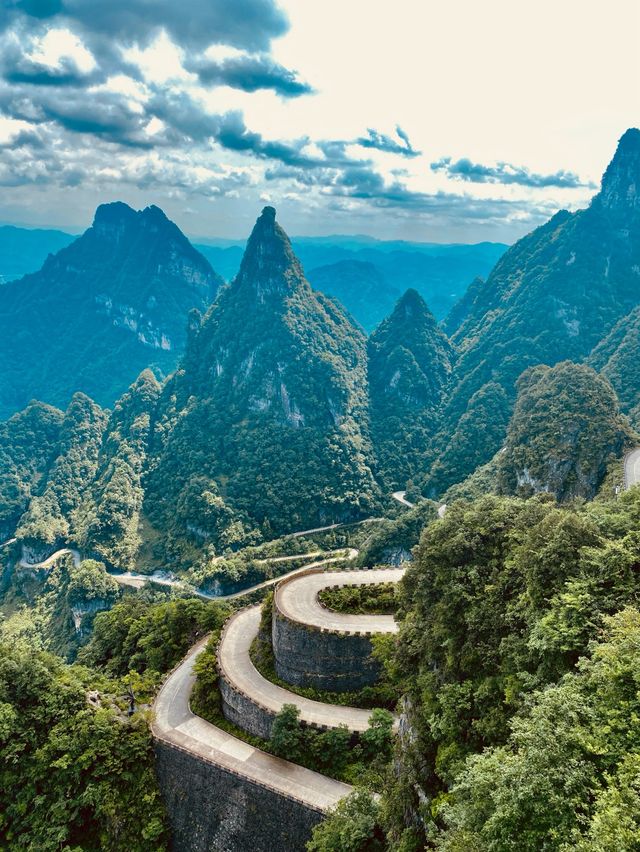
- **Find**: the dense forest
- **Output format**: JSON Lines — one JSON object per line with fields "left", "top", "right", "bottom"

{"left": 2, "top": 128, "right": 640, "bottom": 851}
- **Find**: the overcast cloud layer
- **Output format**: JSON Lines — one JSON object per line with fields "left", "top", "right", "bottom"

{"left": 0, "top": 0, "right": 637, "bottom": 241}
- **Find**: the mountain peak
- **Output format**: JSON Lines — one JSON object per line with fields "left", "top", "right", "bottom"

{"left": 596, "top": 127, "right": 640, "bottom": 212}
{"left": 234, "top": 206, "right": 306, "bottom": 301}
{"left": 92, "top": 201, "right": 137, "bottom": 228}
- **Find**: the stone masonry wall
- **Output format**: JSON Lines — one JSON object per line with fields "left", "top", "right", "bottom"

{"left": 154, "top": 739, "right": 323, "bottom": 852}
{"left": 219, "top": 674, "right": 275, "bottom": 740}
{"left": 272, "top": 609, "right": 381, "bottom": 691}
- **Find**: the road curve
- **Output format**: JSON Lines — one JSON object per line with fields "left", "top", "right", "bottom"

{"left": 624, "top": 448, "right": 640, "bottom": 489}
{"left": 152, "top": 638, "right": 352, "bottom": 811}
{"left": 275, "top": 567, "right": 403, "bottom": 634}
{"left": 18, "top": 547, "right": 81, "bottom": 569}
{"left": 219, "top": 605, "right": 380, "bottom": 733}
{"left": 391, "top": 491, "right": 414, "bottom": 508}
{"left": 111, "top": 549, "right": 355, "bottom": 601}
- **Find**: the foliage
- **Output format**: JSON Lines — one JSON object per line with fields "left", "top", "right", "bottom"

{"left": 0, "top": 641, "right": 168, "bottom": 850}
{"left": 368, "top": 289, "right": 452, "bottom": 490}
{"left": 307, "top": 790, "right": 385, "bottom": 852}
{"left": 78, "top": 596, "right": 232, "bottom": 677}
{"left": 318, "top": 583, "right": 397, "bottom": 615}
{"left": 497, "top": 361, "right": 635, "bottom": 500}
{"left": 435, "top": 609, "right": 640, "bottom": 851}
{"left": 383, "top": 489, "right": 640, "bottom": 847}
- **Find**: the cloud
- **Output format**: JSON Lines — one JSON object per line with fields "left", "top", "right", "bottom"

{"left": 431, "top": 156, "right": 595, "bottom": 189}
{"left": 190, "top": 52, "right": 312, "bottom": 97}
{"left": 357, "top": 126, "right": 420, "bottom": 157}
{"left": 7, "top": 0, "right": 289, "bottom": 53}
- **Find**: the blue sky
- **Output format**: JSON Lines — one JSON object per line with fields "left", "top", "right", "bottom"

{"left": 0, "top": 0, "right": 637, "bottom": 241}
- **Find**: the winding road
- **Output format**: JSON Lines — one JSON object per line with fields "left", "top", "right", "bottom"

{"left": 275, "top": 567, "right": 402, "bottom": 634}
{"left": 391, "top": 490, "right": 414, "bottom": 508}
{"left": 112, "top": 549, "right": 355, "bottom": 601}
{"left": 219, "top": 604, "right": 378, "bottom": 733}
{"left": 18, "top": 547, "right": 81, "bottom": 569}
{"left": 624, "top": 449, "right": 640, "bottom": 489}
{"left": 152, "top": 638, "right": 352, "bottom": 812}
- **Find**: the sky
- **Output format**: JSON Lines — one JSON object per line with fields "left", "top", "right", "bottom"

{"left": 0, "top": 0, "right": 638, "bottom": 242}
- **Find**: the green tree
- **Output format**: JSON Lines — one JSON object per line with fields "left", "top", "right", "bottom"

{"left": 307, "top": 790, "right": 385, "bottom": 852}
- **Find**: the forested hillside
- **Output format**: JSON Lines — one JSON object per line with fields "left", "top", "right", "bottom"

{"left": 427, "top": 128, "right": 640, "bottom": 491}
{"left": 368, "top": 289, "right": 452, "bottom": 489}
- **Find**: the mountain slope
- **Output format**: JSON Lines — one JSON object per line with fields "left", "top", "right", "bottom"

{"left": 368, "top": 289, "right": 453, "bottom": 489}
{"left": 15, "top": 393, "right": 108, "bottom": 552}
{"left": 496, "top": 362, "right": 634, "bottom": 501}
{"left": 588, "top": 304, "right": 640, "bottom": 415}
{"left": 0, "top": 203, "right": 222, "bottom": 418}
{"left": 143, "top": 207, "right": 379, "bottom": 562}
{"left": 432, "top": 128, "right": 640, "bottom": 491}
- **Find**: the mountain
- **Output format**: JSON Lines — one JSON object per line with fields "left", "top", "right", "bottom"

{"left": 430, "top": 128, "right": 640, "bottom": 493}
{"left": 75, "top": 370, "right": 161, "bottom": 569}
{"left": 368, "top": 289, "right": 453, "bottom": 489}
{"left": 142, "top": 207, "right": 379, "bottom": 566}
{"left": 0, "top": 224, "right": 75, "bottom": 283}
{"left": 588, "top": 304, "right": 640, "bottom": 417}
{"left": 496, "top": 362, "right": 634, "bottom": 501}
{"left": 15, "top": 393, "right": 107, "bottom": 554}
{"left": 0, "top": 203, "right": 223, "bottom": 419}
{"left": 306, "top": 259, "right": 401, "bottom": 331}
{"left": 196, "top": 237, "right": 508, "bottom": 322}
{"left": 0, "top": 401, "right": 64, "bottom": 540}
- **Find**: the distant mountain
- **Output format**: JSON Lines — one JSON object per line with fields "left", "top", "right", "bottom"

{"left": 196, "top": 237, "right": 508, "bottom": 323}
{"left": 429, "top": 128, "right": 640, "bottom": 493}
{"left": 306, "top": 259, "right": 401, "bottom": 332}
{"left": 0, "top": 224, "right": 75, "bottom": 283}
{"left": 368, "top": 289, "right": 452, "bottom": 489}
{"left": 142, "top": 207, "right": 379, "bottom": 566}
{"left": 0, "top": 203, "right": 222, "bottom": 419}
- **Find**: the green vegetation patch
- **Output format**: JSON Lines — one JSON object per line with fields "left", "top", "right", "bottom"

{"left": 318, "top": 582, "right": 397, "bottom": 615}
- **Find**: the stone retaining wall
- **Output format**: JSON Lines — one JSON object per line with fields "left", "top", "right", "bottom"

{"left": 219, "top": 673, "right": 276, "bottom": 740}
{"left": 272, "top": 607, "right": 381, "bottom": 691}
{"left": 154, "top": 739, "right": 323, "bottom": 852}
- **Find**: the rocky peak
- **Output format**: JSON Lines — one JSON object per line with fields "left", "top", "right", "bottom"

{"left": 92, "top": 202, "right": 138, "bottom": 238}
{"left": 596, "top": 127, "right": 640, "bottom": 212}
{"left": 233, "top": 206, "right": 306, "bottom": 302}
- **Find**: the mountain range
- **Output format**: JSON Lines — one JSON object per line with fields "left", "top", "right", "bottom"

{"left": 1, "top": 129, "right": 640, "bottom": 572}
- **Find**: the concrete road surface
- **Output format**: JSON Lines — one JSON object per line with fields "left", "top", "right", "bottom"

{"left": 275, "top": 567, "right": 403, "bottom": 634}
{"left": 152, "top": 638, "right": 352, "bottom": 811}
{"left": 218, "top": 606, "right": 378, "bottom": 732}
{"left": 624, "top": 449, "right": 640, "bottom": 489}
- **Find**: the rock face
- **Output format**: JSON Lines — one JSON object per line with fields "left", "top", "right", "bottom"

{"left": 431, "top": 128, "right": 640, "bottom": 491}
{"left": 0, "top": 202, "right": 222, "bottom": 418}
{"left": 144, "top": 207, "right": 378, "bottom": 554}
{"left": 368, "top": 289, "right": 452, "bottom": 489}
